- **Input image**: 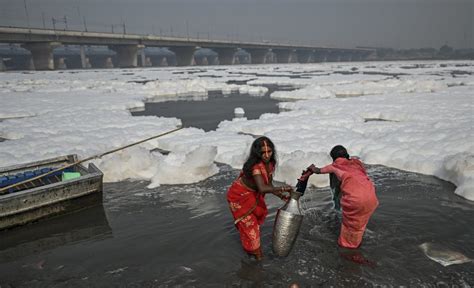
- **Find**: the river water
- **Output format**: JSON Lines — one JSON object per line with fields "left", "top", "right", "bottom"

{"left": 131, "top": 84, "right": 293, "bottom": 131}
{"left": 0, "top": 82, "right": 473, "bottom": 287}
{"left": 0, "top": 164, "right": 473, "bottom": 287}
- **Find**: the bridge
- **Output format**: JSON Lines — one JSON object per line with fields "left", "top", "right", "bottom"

{"left": 0, "top": 26, "right": 375, "bottom": 70}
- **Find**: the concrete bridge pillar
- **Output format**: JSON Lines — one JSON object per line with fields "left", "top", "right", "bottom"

{"left": 28, "top": 58, "right": 35, "bottom": 70}
{"left": 296, "top": 50, "right": 315, "bottom": 63}
{"left": 109, "top": 44, "right": 143, "bottom": 68}
{"left": 169, "top": 46, "right": 196, "bottom": 66}
{"left": 247, "top": 48, "right": 271, "bottom": 64}
{"left": 289, "top": 50, "right": 298, "bottom": 63}
{"left": 198, "top": 56, "right": 209, "bottom": 66}
{"left": 267, "top": 52, "right": 277, "bottom": 63}
{"left": 274, "top": 49, "right": 292, "bottom": 63}
{"left": 314, "top": 50, "right": 328, "bottom": 62}
{"left": 213, "top": 48, "right": 237, "bottom": 65}
{"left": 84, "top": 57, "right": 92, "bottom": 68}
{"left": 341, "top": 52, "right": 352, "bottom": 62}
{"left": 55, "top": 57, "right": 67, "bottom": 69}
{"left": 364, "top": 51, "right": 377, "bottom": 61}
{"left": 351, "top": 53, "right": 361, "bottom": 62}
{"left": 140, "top": 49, "right": 146, "bottom": 67}
{"left": 233, "top": 56, "right": 240, "bottom": 65}
{"left": 0, "top": 58, "right": 5, "bottom": 71}
{"left": 88, "top": 55, "right": 112, "bottom": 69}
{"left": 22, "top": 42, "right": 61, "bottom": 70}
{"left": 145, "top": 57, "right": 153, "bottom": 67}
{"left": 105, "top": 57, "right": 114, "bottom": 68}
{"left": 210, "top": 55, "right": 219, "bottom": 65}
{"left": 326, "top": 51, "right": 341, "bottom": 62}
{"left": 160, "top": 56, "right": 169, "bottom": 66}
{"left": 80, "top": 46, "right": 88, "bottom": 69}
{"left": 235, "top": 54, "right": 250, "bottom": 64}
{"left": 137, "top": 49, "right": 152, "bottom": 67}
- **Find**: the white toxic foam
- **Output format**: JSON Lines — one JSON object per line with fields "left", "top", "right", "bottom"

{"left": 0, "top": 61, "right": 473, "bottom": 201}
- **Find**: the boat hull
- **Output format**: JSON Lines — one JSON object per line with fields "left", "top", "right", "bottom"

{"left": 0, "top": 155, "right": 103, "bottom": 230}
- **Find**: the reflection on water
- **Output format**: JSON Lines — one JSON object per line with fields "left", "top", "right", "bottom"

{"left": 0, "top": 201, "right": 112, "bottom": 263}
{"left": 0, "top": 165, "right": 472, "bottom": 287}
{"left": 132, "top": 92, "right": 281, "bottom": 131}
{"left": 131, "top": 85, "right": 295, "bottom": 131}
{"left": 293, "top": 165, "right": 473, "bottom": 286}
{"left": 339, "top": 249, "right": 377, "bottom": 268}
{"left": 132, "top": 92, "right": 281, "bottom": 132}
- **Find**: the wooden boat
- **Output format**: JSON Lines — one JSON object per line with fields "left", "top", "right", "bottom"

{"left": 0, "top": 154, "right": 103, "bottom": 230}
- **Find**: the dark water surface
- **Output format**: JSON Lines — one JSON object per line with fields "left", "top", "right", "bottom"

{"left": 0, "top": 164, "right": 473, "bottom": 287}
{"left": 132, "top": 93, "right": 280, "bottom": 132}
{"left": 131, "top": 85, "right": 295, "bottom": 131}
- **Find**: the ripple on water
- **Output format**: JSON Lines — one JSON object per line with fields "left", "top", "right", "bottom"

{"left": 0, "top": 165, "right": 472, "bottom": 286}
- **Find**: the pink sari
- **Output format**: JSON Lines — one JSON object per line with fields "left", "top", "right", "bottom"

{"left": 321, "top": 158, "right": 378, "bottom": 248}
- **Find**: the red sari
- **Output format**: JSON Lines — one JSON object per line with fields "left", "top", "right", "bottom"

{"left": 227, "top": 162, "right": 274, "bottom": 254}
{"left": 320, "top": 158, "right": 378, "bottom": 248}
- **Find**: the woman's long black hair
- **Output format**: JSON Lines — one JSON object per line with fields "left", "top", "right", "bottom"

{"left": 330, "top": 145, "right": 350, "bottom": 161}
{"left": 242, "top": 136, "right": 277, "bottom": 178}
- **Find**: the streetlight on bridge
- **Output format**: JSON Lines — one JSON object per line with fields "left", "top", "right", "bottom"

{"left": 23, "top": 0, "right": 30, "bottom": 29}
{"left": 51, "top": 16, "right": 68, "bottom": 31}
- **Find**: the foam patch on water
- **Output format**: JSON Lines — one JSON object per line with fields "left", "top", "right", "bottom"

{"left": 147, "top": 145, "right": 219, "bottom": 187}
{"left": 93, "top": 145, "right": 219, "bottom": 187}
{"left": 419, "top": 242, "right": 472, "bottom": 266}
{"left": 439, "top": 153, "right": 474, "bottom": 200}
{"left": 1, "top": 61, "right": 473, "bottom": 200}
{"left": 275, "top": 150, "right": 332, "bottom": 187}
{"left": 271, "top": 84, "right": 335, "bottom": 100}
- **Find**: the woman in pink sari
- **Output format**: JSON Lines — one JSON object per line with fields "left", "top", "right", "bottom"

{"left": 227, "top": 136, "right": 292, "bottom": 260}
{"left": 309, "top": 145, "right": 378, "bottom": 249}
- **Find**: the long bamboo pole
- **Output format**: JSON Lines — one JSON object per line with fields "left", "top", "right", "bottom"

{"left": 0, "top": 126, "right": 183, "bottom": 195}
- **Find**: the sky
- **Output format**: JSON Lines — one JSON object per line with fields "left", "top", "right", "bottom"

{"left": 0, "top": 0, "right": 472, "bottom": 49}
{"left": 0, "top": 61, "right": 473, "bottom": 200}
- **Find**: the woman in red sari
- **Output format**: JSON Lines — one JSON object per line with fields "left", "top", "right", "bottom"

{"left": 227, "top": 136, "right": 293, "bottom": 260}
{"left": 308, "top": 145, "right": 378, "bottom": 249}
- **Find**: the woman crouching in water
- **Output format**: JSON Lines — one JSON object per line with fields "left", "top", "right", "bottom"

{"left": 227, "top": 136, "right": 293, "bottom": 260}
{"left": 308, "top": 145, "right": 379, "bottom": 249}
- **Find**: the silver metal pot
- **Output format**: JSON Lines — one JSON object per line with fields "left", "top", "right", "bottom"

{"left": 272, "top": 191, "right": 303, "bottom": 257}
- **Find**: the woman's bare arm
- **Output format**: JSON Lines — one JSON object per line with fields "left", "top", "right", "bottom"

{"left": 253, "top": 174, "right": 292, "bottom": 197}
